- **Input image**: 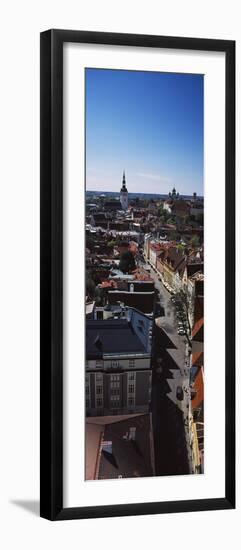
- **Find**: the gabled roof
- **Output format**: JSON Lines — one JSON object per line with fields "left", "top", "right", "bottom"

{"left": 172, "top": 201, "right": 190, "bottom": 213}
{"left": 192, "top": 317, "right": 204, "bottom": 342}
{"left": 86, "top": 312, "right": 151, "bottom": 358}
{"left": 192, "top": 351, "right": 204, "bottom": 368}
{"left": 86, "top": 414, "right": 154, "bottom": 480}
{"left": 186, "top": 263, "right": 204, "bottom": 277}
{"left": 163, "top": 248, "right": 186, "bottom": 272}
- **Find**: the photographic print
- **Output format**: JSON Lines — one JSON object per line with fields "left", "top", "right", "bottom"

{"left": 85, "top": 68, "right": 204, "bottom": 480}
{"left": 40, "top": 29, "right": 235, "bottom": 520}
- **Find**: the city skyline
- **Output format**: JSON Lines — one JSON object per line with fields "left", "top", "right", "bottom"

{"left": 85, "top": 68, "right": 204, "bottom": 195}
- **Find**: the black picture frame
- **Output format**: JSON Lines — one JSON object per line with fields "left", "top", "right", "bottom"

{"left": 40, "top": 29, "right": 235, "bottom": 521}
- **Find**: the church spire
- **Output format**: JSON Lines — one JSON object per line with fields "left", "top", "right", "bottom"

{"left": 120, "top": 170, "right": 128, "bottom": 210}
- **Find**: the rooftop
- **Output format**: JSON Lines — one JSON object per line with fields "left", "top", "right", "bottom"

{"left": 86, "top": 414, "right": 154, "bottom": 480}
{"left": 86, "top": 312, "right": 151, "bottom": 358}
{"left": 192, "top": 318, "right": 204, "bottom": 342}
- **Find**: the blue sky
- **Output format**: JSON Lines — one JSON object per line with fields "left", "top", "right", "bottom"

{"left": 85, "top": 68, "right": 203, "bottom": 195}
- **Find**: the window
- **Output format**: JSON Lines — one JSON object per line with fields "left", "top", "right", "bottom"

{"left": 110, "top": 395, "right": 120, "bottom": 407}
{"left": 110, "top": 381, "right": 120, "bottom": 389}
{"left": 86, "top": 399, "right": 90, "bottom": 409}
{"left": 129, "top": 427, "right": 136, "bottom": 440}
{"left": 102, "top": 441, "right": 112, "bottom": 453}
{"left": 95, "top": 360, "right": 103, "bottom": 368}
{"left": 111, "top": 388, "right": 119, "bottom": 396}
{"left": 111, "top": 361, "right": 119, "bottom": 368}
{"left": 110, "top": 374, "right": 120, "bottom": 383}
{"left": 129, "top": 359, "right": 135, "bottom": 368}
{"left": 128, "top": 372, "right": 135, "bottom": 381}
{"left": 86, "top": 386, "right": 90, "bottom": 395}
{"left": 128, "top": 397, "right": 134, "bottom": 406}
{"left": 96, "top": 373, "right": 103, "bottom": 382}
{"left": 96, "top": 386, "right": 103, "bottom": 395}
{"left": 128, "top": 384, "right": 135, "bottom": 394}
{"left": 96, "top": 398, "right": 103, "bottom": 407}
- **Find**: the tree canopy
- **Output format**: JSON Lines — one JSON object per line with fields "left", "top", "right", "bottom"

{"left": 119, "top": 250, "right": 136, "bottom": 274}
{"left": 190, "top": 234, "right": 200, "bottom": 248}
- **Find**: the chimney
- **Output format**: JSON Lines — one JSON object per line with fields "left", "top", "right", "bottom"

{"left": 102, "top": 441, "right": 112, "bottom": 454}
{"left": 94, "top": 334, "right": 102, "bottom": 350}
{"left": 129, "top": 427, "right": 136, "bottom": 441}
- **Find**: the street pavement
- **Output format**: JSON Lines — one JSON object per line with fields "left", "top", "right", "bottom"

{"left": 140, "top": 261, "right": 193, "bottom": 475}
{"left": 149, "top": 267, "right": 187, "bottom": 368}
{"left": 151, "top": 322, "right": 191, "bottom": 476}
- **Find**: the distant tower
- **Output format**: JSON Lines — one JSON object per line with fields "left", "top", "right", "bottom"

{"left": 120, "top": 170, "right": 128, "bottom": 211}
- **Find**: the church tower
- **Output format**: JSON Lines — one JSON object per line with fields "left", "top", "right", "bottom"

{"left": 120, "top": 170, "right": 128, "bottom": 211}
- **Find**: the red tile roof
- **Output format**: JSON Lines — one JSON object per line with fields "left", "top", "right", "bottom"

{"left": 192, "top": 351, "right": 204, "bottom": 368}
{"left": 98, "top": 280, "right": 118, "bottom": 289}
{"left": 192, "top": 318, "right": 204, "bottom": 340}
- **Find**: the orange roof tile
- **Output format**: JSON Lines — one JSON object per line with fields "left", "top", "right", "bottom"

{"left": 192, "top": 351, "right": 204, "bottom": 368}
{"left": 192, "top": 317, "right": 204, "bottom": 339}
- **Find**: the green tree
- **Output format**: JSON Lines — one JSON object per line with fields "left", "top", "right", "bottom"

{"left": 190, "top": 234, "right": 200, "bottom": 248}
{"left": 196, "top": 213, "right": 204, "bottom": 225}
{"left": 86, "top": 273, "right": 95, "bottom": 299}
{"left": 169, "top": 231, "right": 179, "bottom": 242}
{"left": 94, "top": 286, "right": 105, "bottom": 306}
{"left": 176, "top": 243, "right": 185, "bottom": 251}
{"left": 107, "top": 240, "right": 117, "bottom": 248}
{"left": 171, "top": 289, "right": 192, "bottom": 346}
{"left": 119, "top": 250, "right": 136, "bottom": 274}
{"left": 159, "top": 209, "right": 169, "bottom": 222}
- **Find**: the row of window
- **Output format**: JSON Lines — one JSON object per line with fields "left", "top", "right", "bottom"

{"left": 86, "top": 390, "right": 136, "bottom": 410}
{"left": 86, "top": 384, "right": 135, "bottom": 397}
{"left": 86, "top": 379, "right": 136, "bottom": 394}
{"left": 89, "top": 360, "right": 136, "bottom": 369}
{"left": 110, "top": 381, "right": 119, "bottom": 388}
{"left": 87, "top": 374, "right": 135, "bottom": 388}
{"left": 110, "top": 374, "right": 120, "bottom": 381}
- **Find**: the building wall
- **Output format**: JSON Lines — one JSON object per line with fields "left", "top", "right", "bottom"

{"left": 86, "top": 357, "right": 151, "bottom": 371}
{"left": 126, "top": 308, "right": 153, "bottom": 353}
{"left": 190, "top": 207, "right": 204, "bottom": 216}
{"left": 120, "top": 191, "right": 128, "bottom": 210}
{"left": 144, "top": 235, "right": 151, "bottom": 259}
{"left": 156, "top": 257, "right": 164, "bottom": 275}
{"left": 86, "top": 369, "right": 151, "bottom": 416}
{"left": 191, "top": 367, "right": 204, "bottom": 410}
{"left": 173, "top": 270, "right": 183, "bottom": 292}
{"left": 149, "top": 247, "right": 158, "bottom": 268}
{"left": 163, "top": 202, "right": 172, "bottom": 213}
{"left": 108, "top": 290, "right": 155, "bottom": 314}
{"left": 187, "top": 279, "right": 195, "bottom": 328}
{"left": 192, "top": 341, "right": 204, "bottom": 354}
{"left": 163, "top": 263, "right": 175, "bottom": 287}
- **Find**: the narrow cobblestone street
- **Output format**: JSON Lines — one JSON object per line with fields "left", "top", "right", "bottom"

{"left": 142, "top": 263, "right": 192, "bottom": 475}
{"left": 151, "top": 323, "right": 191, "bottom": 475}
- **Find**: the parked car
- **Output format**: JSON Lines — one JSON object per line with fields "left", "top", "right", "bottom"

{"left": 176, "top": 386, "right": 184, "bottom": 401}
